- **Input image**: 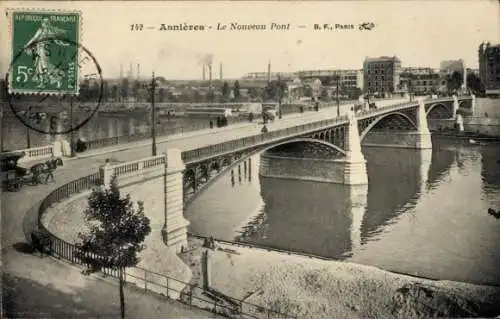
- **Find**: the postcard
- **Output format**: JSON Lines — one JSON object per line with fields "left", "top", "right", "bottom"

{"left": 1, "top": 1, "right": 500, "bottom": 318}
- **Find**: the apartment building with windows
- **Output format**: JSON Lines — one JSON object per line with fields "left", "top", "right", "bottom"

{"left": 400, "top": 67, "right": 441, "bottom": 95}
{"left": 479, "top": 42, "right": 500, "bottom": 94}
{"left": 363, "top": 56, "right": 402, "bottom": 96}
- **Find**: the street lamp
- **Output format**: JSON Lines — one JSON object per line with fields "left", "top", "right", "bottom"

{"left": 150, "top": 72, "right": 158, "bottom": 156}
{"left": 336, "top": 75, "right": 340, "bottom": 117}
{"left": 0, "top": 102, "right": 4, "bottom": 152}
{"left": 277, "top": 73, "right": 283, "bottom": 119}
{"left": 69, "top": 96, "right": 76, "bottom": 157}
{"left": 312, "top": 78, "right": 322, "bottom": 112}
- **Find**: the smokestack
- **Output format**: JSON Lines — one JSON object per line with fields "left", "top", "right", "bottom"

{"left": 267, "top": 61, "right": 271, "bottom": 83}
{"left": 136, "top": 63, "right": 140, "bottom": 81}
{"left": 209, "top": 63, "right": 212, "bottom": 82}
{"left": 128, "top": 63, "right": 133, "bottom": 79}
{"left": 220, "top": 63, "right": 223, "bottom": 80}
{"left": 202, "top": 64, "right": 206, "bottom": 81}
{"left": 120, "top": 63, "right": 123, "bottom": 80}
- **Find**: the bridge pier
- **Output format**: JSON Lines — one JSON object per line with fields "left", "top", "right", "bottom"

{"left": 343, "top": 112, "right": 368, "bottom": 185}
{"left": 415, "top": 99, "right": 432, "bottom": 149}
{"left": 471, "top": 94, "right": 476, "bottom": 115}
{"left": 452, "top": 95, "right": 459, "bottom": 117}
{"left": 161, "top": 149, "right": 190, "bottom": 253}
{"left": 99, "top": 151, "right": 189, "bottom": 253}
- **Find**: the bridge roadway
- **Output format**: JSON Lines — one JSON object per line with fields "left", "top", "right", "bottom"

{"left": 4, "top": 98, "right": 409, "bottom": 245}
{"left": 1, "top": 98, "right": 407, "bottom": 315}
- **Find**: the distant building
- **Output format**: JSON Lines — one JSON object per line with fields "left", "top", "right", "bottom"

{"left": 440, "top": 59, "right": 465, "bottom": 74}
{"left": 400, "top": 67, "right": 440, "bottom": 95}
{"left": 297, "top": 69, "right": 363, "bottom": 90}
{"left": 241, "top": 72, "right": 295, "bottom": 82}
{"left": 363, "top": 56, "right": 402, "bottom": 96}
{"left": 479, "top": 42, "right": 500, "bottom": 94}
{"left": 439, "top": 59, "right": 466, "bottom": 91}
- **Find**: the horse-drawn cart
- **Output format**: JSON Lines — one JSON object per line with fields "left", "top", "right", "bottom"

{"left": 1, "top": 151, "right": 29, "bottom": 191}
{"left": 1, "top": 151, "right": 63, "bottom": 192}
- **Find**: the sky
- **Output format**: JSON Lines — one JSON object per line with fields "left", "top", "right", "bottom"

{"left": 1, "top": 0, "right": 499, "bottom": 80}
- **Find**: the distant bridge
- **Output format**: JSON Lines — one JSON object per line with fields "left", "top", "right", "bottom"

{"left": 179, "top": 95, "right": 473, "bottom": 191}
{"left": 93, "top": 95, "right": 474, "bottom": 250}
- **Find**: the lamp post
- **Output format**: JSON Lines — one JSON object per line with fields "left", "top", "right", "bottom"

{"left": 150, "top": 72, "right": 158, "bottom": 156}
{"left": 0, "top": 103, "right": 4, "bottom": 152}
{"left": 69, "top": 96, "right": 76, "bottom": 157}
{"left": 277, "top": 73, "right": 283, "bottom": 119}
{"left": 409, "top": 75, "right": 414, "bottom": 102}
{"left": 312, "top": 78, "right": 322, "bottom": 112}
{"left": 336, "top": 75, "right": 340, "bottom": 117}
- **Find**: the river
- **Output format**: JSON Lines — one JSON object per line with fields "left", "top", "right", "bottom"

{"left": 185, "top": 136, "right": 500, "bottom": 286}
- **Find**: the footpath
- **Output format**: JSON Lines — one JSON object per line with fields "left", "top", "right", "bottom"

{"left": 2, "top": 117, "right": 270, "bottom": 318}
{"left": 1, "top": 100, "right": 402, "bottom": 318}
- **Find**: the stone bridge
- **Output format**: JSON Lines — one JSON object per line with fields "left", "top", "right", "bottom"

{"left": 97, "top": 95, "right": 473, "bottom": 251}
{"left": 180, "top": 95, "right": 473, "bottom": 190}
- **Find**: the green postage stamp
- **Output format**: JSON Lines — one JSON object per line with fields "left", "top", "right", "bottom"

{"left": 8, "top": 10, "right": 82, "bottom": 95}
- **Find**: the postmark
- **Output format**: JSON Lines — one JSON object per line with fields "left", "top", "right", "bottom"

{"left": 6, "top": 9, "right": 103, "bottom": 135}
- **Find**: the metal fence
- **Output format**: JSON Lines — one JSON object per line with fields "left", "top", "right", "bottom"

{"left": 36, "top": 172, "right": 296, "bottom": 318}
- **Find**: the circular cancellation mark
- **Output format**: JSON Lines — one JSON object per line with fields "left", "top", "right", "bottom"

{"left": 7, "top": 37, "right": 103, "bottom": 136}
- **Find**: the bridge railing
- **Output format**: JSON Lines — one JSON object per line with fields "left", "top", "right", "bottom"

{"left": 182, "top": 98, "right": 462, "bottom": 164}
{"left": 105, "top": 154, "right": 166, "bottom": 178}
{"left": 356, "top": 100, "right": 419, "bottom": 119}
{"left": 85, "top": 124, "right": 210, "bottom": 151}
{"left": 182, "top": 115, "right": 349, "bottom": 163}
{"left": 17, "top": 144, "right": 55, "bottom": 163}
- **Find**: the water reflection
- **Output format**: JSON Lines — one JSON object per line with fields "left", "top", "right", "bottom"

{"left": 361, "top": 148, "right": 431, "bottom": 240}
{"left": 239, "top": 177, "right": 368, "bottom": 259}
{"left": 184, "top": 141, "right": 500, "bottom": 284}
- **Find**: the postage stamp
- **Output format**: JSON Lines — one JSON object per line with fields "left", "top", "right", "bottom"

{"left": 6, "top": 9, "right": 103, "bottom": 135}
{"left": 8, "top": 10, "right": 81, "bottom": 95}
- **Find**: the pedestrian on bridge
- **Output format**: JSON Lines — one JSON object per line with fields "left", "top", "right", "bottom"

{"left": 44, "top": 156, "right": 57, "bottom": 184}
{"left": 209, "top": 120, "right": 213, "bottom": 129}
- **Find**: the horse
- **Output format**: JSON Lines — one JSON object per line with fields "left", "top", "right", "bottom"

{"left": 29, "top": 157, "right": 64, "bottom": 185}
{"left": 488, "top": 208, "right": 500, "bottom": 219}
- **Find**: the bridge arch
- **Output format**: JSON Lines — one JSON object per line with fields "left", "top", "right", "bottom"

{"left": 426, "top": 103, "right": 453, "bottom": 118}
{"left": 261, "top": 137, "right": 347, "bottom": 157}
{"left": 360, "top": 112, "right": 418, "bottom": 141}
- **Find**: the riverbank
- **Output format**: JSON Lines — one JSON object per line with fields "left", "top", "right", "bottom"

{"left": 41, "top": 194, "right": 500, "bottom": 318}
{"left": 202, "top": 238, "right": 500, "bottom": 318}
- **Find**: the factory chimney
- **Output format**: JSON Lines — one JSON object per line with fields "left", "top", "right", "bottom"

{"left": 220, "top": 63, "right": 223, "bottom": 80}
{"left": 202, "top": 64, "right": 206, "bottom": 81}
{"left": 136, "top": 63, "right": 140, "bottom": 81}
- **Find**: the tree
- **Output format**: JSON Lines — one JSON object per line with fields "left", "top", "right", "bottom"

{"left": 320, "top": 87, "right": 330, "bottom": 101}
{"left": 233, "top": 80, "right": 241, "bottom": 100}
{"left": 132, "top": 80, "right": 141, "bottom": 100}
{"left": 158, "top": 88, "right": 165, "bottom": 102}
{"left": 446, "top": 71, "right": 463, "bottom": 93}
{"left": 121, "top": 78, "right": 130, "bottom": 101}
{"left": 91, "top": 81, "right": 100, "bottom": 100}
{"left": 76, "top": 176, "right": 151, "bottom": 319}
{"left": 111, "top": 85, "right": 118, "bottom": 101}
{"left": 303, "top": 85, "right": 313, "bottom": 98}
{"left": 221, "top": 81, "right": 230, "bottom": 100}
{"left": 466, "top": 73, "right": 485, "bottom": 95}
{"left": 102, "top": 80, "right": 109, "bottom": 102}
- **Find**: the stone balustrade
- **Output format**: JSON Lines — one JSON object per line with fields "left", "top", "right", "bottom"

{"left": 18, "top": 144, "right": 54, "bottom": 163}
